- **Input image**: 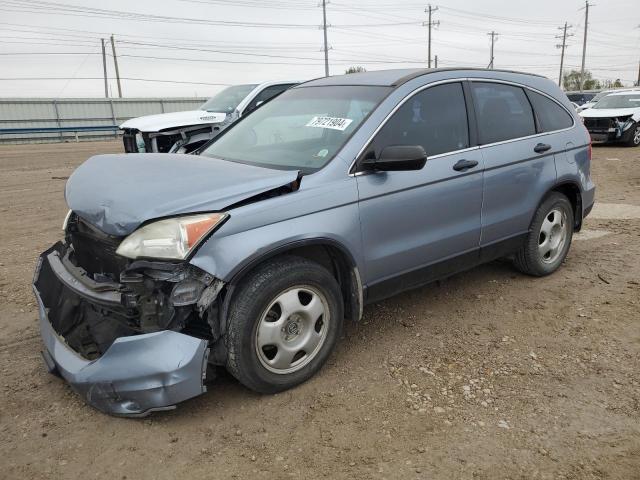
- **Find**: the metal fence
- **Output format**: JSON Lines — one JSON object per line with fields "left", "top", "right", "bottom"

{"left": 0, "top": 97, "right": 207, "bottom": 144}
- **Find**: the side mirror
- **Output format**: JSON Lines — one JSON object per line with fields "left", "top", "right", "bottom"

{"left": 255, "top": 100, "right": 264, "bottom": 108}
{"left": 361, "top": 145, "right": 427, "bottom": 172}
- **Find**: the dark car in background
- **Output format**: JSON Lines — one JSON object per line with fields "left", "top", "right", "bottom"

{"left": 566, "top": 90, "right": 598, "bottom": 106}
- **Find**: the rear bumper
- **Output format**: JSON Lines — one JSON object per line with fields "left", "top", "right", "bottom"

{"left": 33, "top": 247, "right": 209, "bottom": 417}
{"left": 582, "top": 184, "right": 596, "bottom": 220}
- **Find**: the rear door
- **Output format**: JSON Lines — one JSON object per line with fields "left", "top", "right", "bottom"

{"left": 355, "top": 81, "right": 484, "bottom": 299}
{"left": 470, "top": 81, "right": 559, "bottom": 249}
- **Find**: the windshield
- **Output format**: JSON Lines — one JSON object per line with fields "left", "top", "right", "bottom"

{"left": 593, "top": 94, "right": 640, "bottom": 109}
{"left": 591, "top": 91, "right": 611, "bottom": 103}
{"left": 201, "top": 85, "right": 391, "bottom": 172}
{"left": 200, "top": 84, "right": 258, "bottom": 113}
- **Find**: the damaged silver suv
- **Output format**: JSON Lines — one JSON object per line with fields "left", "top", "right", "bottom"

{"left": 34, "top": 68, "right": 595, "bottom": 416}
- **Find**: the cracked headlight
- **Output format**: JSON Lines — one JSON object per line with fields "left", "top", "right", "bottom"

{"left": 621, "top": 118, "right": 635, "bottom": 131}
{"left": 116, "top": 213, "right": 227, "bottom": 260}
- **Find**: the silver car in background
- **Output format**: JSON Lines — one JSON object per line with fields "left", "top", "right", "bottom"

{"left": 34, "top": 68, "right": 595, "bottom": 416}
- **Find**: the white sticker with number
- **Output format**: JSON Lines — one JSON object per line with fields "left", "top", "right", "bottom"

{"left": 305, "top": 116, "right": 353, "bottom": 131}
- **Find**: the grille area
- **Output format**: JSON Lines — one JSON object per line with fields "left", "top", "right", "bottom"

{"left": 36, "top": 245, "right": 139, "bottom": 359}
{"left": 154, "top": 133, "right": 182, "bottom": 153}
{"left": 584, "top": 117, "right": 614, "bottom": 131}
{"left": 122, "top": 129, "right": 138, "bottom": 153}
{"left": 67, "top": 215, "right": 127, "bottom": 281}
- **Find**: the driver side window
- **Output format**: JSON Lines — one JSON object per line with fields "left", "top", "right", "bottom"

{"left": 368, "top": 82, "right": 470, "bottom": 159}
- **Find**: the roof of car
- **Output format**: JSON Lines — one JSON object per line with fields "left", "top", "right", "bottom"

{"left": 298, "top": 67, "right": 546, "bottom": 88}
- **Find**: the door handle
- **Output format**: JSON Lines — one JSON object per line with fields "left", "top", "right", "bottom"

{"left": 452, "top": 159, "right": 478, "bottom": 172}
{"left": 534, "top": 143, "right": 552, "bottom": 153}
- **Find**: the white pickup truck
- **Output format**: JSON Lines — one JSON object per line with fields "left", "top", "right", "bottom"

{"left": 120, "top": 81, "right": 298, "bottom": 153}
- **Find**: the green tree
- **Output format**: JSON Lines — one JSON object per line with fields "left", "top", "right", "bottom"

{"left": 601, "top": 78, "right": 625, "bottom": 89}
{"left": 345, "top": 66, "right": 366, "bottom": 74}
{"left": 562, "top": 69, "right": 601, "bottom": 91}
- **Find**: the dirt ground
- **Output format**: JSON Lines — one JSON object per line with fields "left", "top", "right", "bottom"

{"left": 0, "top": 140, "right": 639, "bottom": 480}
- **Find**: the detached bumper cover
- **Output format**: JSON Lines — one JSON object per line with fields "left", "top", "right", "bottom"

{"left": 33, "top": 249, "right": 209, "bottom": 417}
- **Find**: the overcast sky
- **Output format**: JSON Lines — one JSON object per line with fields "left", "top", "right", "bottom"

{"left": 1, "top": 0, "right": 638, "bottom": 98}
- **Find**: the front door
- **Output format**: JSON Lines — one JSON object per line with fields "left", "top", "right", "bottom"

{"left": 355, "top": 81, "right": 484, "bottom": 301}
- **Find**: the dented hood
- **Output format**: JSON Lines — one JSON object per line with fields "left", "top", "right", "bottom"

{"left": 119, "top": 110, "right": 228, "bottom": 132}
{"left": 65, "top": 153, "right": 299, "bottom": 236}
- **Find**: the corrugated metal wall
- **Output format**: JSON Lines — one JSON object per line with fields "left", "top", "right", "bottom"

{"left": 0, "top": 97, "right": 207, "bottom": 144}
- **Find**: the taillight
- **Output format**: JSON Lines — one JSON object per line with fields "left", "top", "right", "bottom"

{"left": 587, "top": 141, "right": 592, "bottom": 162}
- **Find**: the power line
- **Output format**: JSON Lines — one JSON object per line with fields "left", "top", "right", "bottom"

{"left": 2, "top": 0, "right": 637, "bottom": 94}
{"left": 1, "top": 0, "right": 318, "bottom": 28}
{"left": 0, "top": 76, "right": 233, "bottom": 85}
{"left": 178, "top": 0, "right": 318, "bottom": 10}
{"left": 1, "top": 0, "right": 422, "bottom": 29}
{"left": 116, "top": 40, "right": 325, "bottom": 60}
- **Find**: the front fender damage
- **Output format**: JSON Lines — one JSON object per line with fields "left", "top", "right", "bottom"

{"left": 34, "top": 242, "right": 227, "bottom": 417}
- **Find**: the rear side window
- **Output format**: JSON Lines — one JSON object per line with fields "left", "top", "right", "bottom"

{"left": 370, "top": 82, "right": 469, "bottom": 158}
{"left": 527, "top": 90, "right": 573, "bottom": 132}
{"left": 471, "top": 82, "right": 536, "bottom": 144}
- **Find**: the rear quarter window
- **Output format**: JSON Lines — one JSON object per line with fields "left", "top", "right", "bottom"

{"left": 527, "top": 90, "right": 573, "bottom": 132}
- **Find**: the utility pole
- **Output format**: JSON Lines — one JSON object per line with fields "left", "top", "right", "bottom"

{"left": 322, "top": 0, "right": 329, "bottom": 77}
{"left": 434, "top": 55, "right": 438, "bottom": 68}
{"left": 487, "top": 31, "right": 498, "bottom": 69}
{"left": 110, "top": 34, "right": 122, "bottom": 98}
{"left": 100, "top": 38, "right": 109, "bottom": 98}
{"left": 579, "top": 1, "right": 593, "bottom": 93}
{"left": 423, "top": 5, "right": 439, "bottom": 68}
{"left": 556, "top": 22, "right": 573, "bottom": 88}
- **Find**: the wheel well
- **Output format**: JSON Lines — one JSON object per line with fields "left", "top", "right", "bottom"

{"left": 226, "top": 243, "right": 362, "bottom": 324}
{"left": 550, "top": 182, "right": 582, "bottom": 231}
{"left": 277, "top": 244, "right": 360, "bottom": 322}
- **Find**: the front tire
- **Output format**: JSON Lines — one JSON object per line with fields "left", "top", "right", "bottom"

{"left": 225, "top": 256, "right": 343, "bottom": 393}
{"left": 514, "top": 192, "right": 574, "bottom": 276}
{"left": 626, "top": 124, "right": 640, "bottom": 147}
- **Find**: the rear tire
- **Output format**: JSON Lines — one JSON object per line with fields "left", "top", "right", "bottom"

{"left": 514, "top": 192, "right": 574, "bottom": 276}
{"left": 225, "top": 255, "right": 343, "bottom": 393}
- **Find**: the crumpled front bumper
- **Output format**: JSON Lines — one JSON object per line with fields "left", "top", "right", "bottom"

{"left": 33, "top": 248, "right": 210, "bottom": 417}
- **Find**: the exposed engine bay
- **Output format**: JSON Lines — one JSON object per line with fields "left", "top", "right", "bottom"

{"left": 583, "top": 114, "right": 636, "bottom": 143}
{"left": 122, "top": 123, "right": 228, "bottom": 154}
{"left": 37, "top": 213, "right": 224, "bottom": 361}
